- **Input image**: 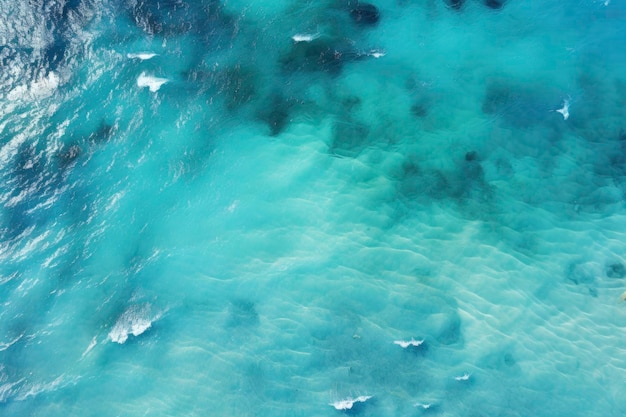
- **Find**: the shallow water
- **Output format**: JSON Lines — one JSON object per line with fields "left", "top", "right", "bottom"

{"left": 1, "top": 0, "right": 626, "bottom": 416}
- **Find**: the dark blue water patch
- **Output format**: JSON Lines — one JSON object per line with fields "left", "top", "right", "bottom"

{"left": 255, "top": 93, "right": 299, "bottom": 136}
{"left": 483, "top": 0, "right": 506, "bottom": 9}
{"left": 564, "top": 261, "right": 598, "bottom": 297}
{"left": 605, "top": 262, "right": 625, "bottom": 278}
{"left": 42, "top": 37, "right": 70, "bottom": 73}
{"left": 392, "top": 152, "right": 498, "bottom": 221}
{"left": 53, "top": 121, "right": 117, "bottom": 173}
{"left": 55, "top": 144, "right": 82, "bottom": 170}
{"left": 396, "top": 158, "right": 451, "bottom": 202}
{"left": 453, "top": 151, "right": 494, "bottom": 203}
{"left": 33, "top": 0, "right": 97, "bottom": 72}
{"left": 87, "top": 122, "right": 117, "bottom": 146}
{"left": 349, "top": 2, "right": 381, "bottom": 27}
{"left": 128, "top": 0, "right": 235, "bottom": 43}
{"left": 410, "top": 101, "right": 429, "bottom": 118}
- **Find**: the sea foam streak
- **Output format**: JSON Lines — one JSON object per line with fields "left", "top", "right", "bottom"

{"left": 393, "top": 338, "right": 424, "bottom": 348}
{"left": 127, "top": 52, "right": 158, "bottom": 60}
{"left": 330, "top": 395, "right": 372, "bottom": 410}
{"left": 292, "top": 33, "right": 320, "bottom": 42}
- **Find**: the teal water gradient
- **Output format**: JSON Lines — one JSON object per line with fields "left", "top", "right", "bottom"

{"left": 1, "top": 0, "right": 626, "bottom": 416}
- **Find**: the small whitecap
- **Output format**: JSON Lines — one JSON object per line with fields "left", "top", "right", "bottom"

{"left": 292, "top": 33, "right": 320, "bottom": 42}
{"left": 137, "top": 72, "right": 168, "bottom": 92}
{"left": 330, "top": 395, "right": 372, "bottom": 410}
{"left": 555, "top": 98, "right": 570, "bottom": 120}
{"left": 109, "top": 304, "right": 160, "bottom": 344}
{"left": 393, "top": 338, "right": 424, "bottom": 348}
{"left": 367, "top": 49, "right": 386, "bottom": 58}
{"left": 454, "top": 373, "right": 471, "bottom": 381}
{"left": 127, "top": 52, "right": 158, "bottom": 60}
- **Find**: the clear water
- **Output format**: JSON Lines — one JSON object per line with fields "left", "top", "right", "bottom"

{"left": 1, "top": 0, "right": 626, "bottom": 416}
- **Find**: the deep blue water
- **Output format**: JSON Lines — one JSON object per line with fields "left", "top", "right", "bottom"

{"left": 1, "top": 0, "right": 626, "bottom": 416}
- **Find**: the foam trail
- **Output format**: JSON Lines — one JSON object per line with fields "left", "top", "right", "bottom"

{"left": 137, "top": 72, "right": 168, "bottom": 92}
{"left": 80, "top": 337, "right": 97, "bottom": 358}
{"left": 393, "top": 338, "right": 424, "bottom": 348}
{"left": 127, "top": 52, "right": 158, "bottom": 60}
{"left": 454, "top": 373, "right": 471, "bottom": 381}
{"left": 292, "top": 33, "right": 320, "bottom": 42}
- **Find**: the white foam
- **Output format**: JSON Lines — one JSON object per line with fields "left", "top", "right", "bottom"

{"left": 454, "top": 373, "right": 471, "bottom": 381}
{"left": 109, "top": 304, "right": 158, "bottom": 344}
{"left": 81, "top": 336, "right": 97, "bottom": 358}
{"left": 366, "top": 49, "right": 386, "bottom": 58}
{"left": 555, "top": 99, "right": 570, "bottom": 120}
{"left": 291, "top": 33, "right": 320, "bottom": 42}
{"left": 330, "top": 395, "right": 372, "bottom": 410}
{"left": 127, "top": 52, "right": 158, "bottom": 60}
{"left": 7, "top": 71, "right": 60, "bottom": 101}
{"left": 393, "top": 338, "right": 424, "bottom": 348}
{"left": 414, "top": 402, "right": 434, "bottom": 409}
{"left": 137, "top": 72, "right": 168, "bottom": 92}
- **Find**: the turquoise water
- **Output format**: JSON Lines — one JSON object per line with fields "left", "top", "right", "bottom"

{"left": 1, "top": 0, "right": 626, "bottom": 415}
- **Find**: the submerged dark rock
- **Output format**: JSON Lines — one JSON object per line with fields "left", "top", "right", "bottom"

{"left": 606, "top": 262, "right": 626, "bottom": 279}
{"left": 465, "top": 151, "right": 479, "bottom": 162}
{"left": 88, "top": 122, "right": 116, "bottom": 145}
{"left": 256, "top": 94, "right": 295, "bottom": 136}
{"left": 462, "top": 155, "right": 484, "bottom": 182}
{"left": 566, "top": 262, "right": 595, "bottom": 285}
{"left": 57, "top": 144, "right": 82, "bottom": 169}
{"left": 330, "top": 119, "right": 370, "bottom": 157}
{"left": 350, "top": 3, "right": 380, "bottom": 26}
{"left": 399, "top": 160, "right": 450, "bottom": 201}
{"left": 484, "top": 0, "right": 505, "bottom": 9}
{"left": 410, "top": 102, "right": 428, "bottom": 118}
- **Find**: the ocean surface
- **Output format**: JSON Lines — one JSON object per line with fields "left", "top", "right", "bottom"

{"left": 1, "top": 0, "right": 626, "bottom": 416}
